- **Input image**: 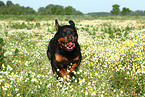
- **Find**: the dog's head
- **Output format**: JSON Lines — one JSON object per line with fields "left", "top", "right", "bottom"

{"left": 55, "top": 19, "right": 78, "bottom": 51}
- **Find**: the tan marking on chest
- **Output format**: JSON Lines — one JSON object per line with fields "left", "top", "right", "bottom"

{"left": 73, "top": 55, "right": 79, "bottom": 61}
{"left": 55, "top": 53, "right": 68, "bottom": 62}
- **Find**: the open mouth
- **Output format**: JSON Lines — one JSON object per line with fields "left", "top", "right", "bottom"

{"left": 61, "top": 42, "right": 75, "bottom": 50}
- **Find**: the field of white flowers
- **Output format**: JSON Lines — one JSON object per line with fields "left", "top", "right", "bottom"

{"left": 0, "top": 16, "right": 145, "bottom": 96}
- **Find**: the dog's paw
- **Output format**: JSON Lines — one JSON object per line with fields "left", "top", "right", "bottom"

{"left": 64, "top": 74, "right": 71, "bottom": 82}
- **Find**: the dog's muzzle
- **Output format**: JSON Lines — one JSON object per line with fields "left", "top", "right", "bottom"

{"left": 62, "top": 42, "right": 75, "bottom": 51}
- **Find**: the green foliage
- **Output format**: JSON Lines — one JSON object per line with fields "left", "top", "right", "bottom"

{"left": 129, "top": 10, "right": 145, "bottom": 16}
{"left": 0, "top": 1, "right": 36, "bottom": 15}
{"left": 73, "top": 11, "right": 83, "bottom": 15}
{"left": 109, "top": 70, "right": 143, "bottom": 94}
{"left": 88, "top": 12, "right": 111, "bottom": 16}
{"left": 0, "top": 1, "right": 5, "bottom": 7}
{"left": 1, "top": 1, "right": 145, "bottom": 16}
{"left": 25, "top": 16, "right": 35, "bottom": 21}
{"left": 6, "top": 1, "right": 13, "bottom": 7}
{"left": 89, "top": 10, "right": 145, "bottom": 16}
{"left": 110, "top": 4, "right": 120, "bottom": 15}
{"left": 89, "top": 22, "right": 142, "bottom": 40}
{"left": 0, "top": 38, "right": 5, "bottom": 69}
{"left": 25, "top": 7, "right": 36, "bottom": 14}
{"left": 64, "top": 6, "right": 74, "bottom": 15}
{"left": 0, "top": 1, "right": 83, "bottom": 15}
{"left": 122, "top": 7, "right": 131, "bottom": 15}
{"left": 38, "top": 4, "right": 83, "bottom": 15}
{"left": 7, "top": 22, "right": 41, "bottom": 30}
{"left": 51, "top": 5, "right": 64, "bottom": 15}
{"left": 38, "top": 7, "right": 45, "bottom": 13}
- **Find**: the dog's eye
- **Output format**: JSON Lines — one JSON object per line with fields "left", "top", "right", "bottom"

{"left": 63, "top": 30, "right": 66, "bottom": 32}
{"left": 72, "top": 32, "right": 75, "bottom": 35}
{"left": 71, "top": 29, "right": 75, "bottom": 34}
{"left": 72, "top": 31, "right": 75, "bottom": 34}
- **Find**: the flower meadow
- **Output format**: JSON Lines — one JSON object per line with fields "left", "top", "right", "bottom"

{"left": 0, "top": 16, "right": 145, "bottom": 97}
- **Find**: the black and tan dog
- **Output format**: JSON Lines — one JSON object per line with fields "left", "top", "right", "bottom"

{"left": 47, "top": 19, "right": 82, "bottom": 81}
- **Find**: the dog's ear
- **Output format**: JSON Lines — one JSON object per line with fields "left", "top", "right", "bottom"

{"left": 69, "top": 20, "right": 75, "bottom": 27}
{"left": 55, "top": 19, "right": 60, "bottom": 31}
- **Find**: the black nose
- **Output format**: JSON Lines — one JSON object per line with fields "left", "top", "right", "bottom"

{"left": 67, "top": 36, "right": 72, "bottom": 42}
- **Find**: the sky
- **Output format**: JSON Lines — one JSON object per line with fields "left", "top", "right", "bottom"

{"left": 1, "top": 0, "right": 145, "bottom": 14}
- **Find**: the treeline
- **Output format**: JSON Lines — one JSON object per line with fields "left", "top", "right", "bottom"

{"left": 87, "top": 12, "right": 112, "bottom": 16}
{"left": 0, "top": 1, "right": 36, "bottom": 15}
{"left": 38, "top": 4, "right": 83, "bottom": 15}
{"left": 88, "top": 10, "right": 145, "bottom": 16}
{"left": 0, "top": 1, "right": 83, "bottom": 15}
{"left": 128, "top": 10, "right": 145, "bottom": 16}
{"left": 0, "top": 1, "right": 145, "bottom": 16}
{"left": 110, "top": 4, "right": 145, "bottom": 16}
{"left": 88, "top": 4, "right": 145, "bottom": 16}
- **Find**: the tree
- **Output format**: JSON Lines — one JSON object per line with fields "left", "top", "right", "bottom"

{"left": 111, "top": 4, "right": 120, "bottom": 15}
{"left": 45, "top": 4, "right": 54, "bottom": 14}
{"left": 73, "top": 11, "right": 83, "bottom": 15}
{"left": 44, "top": 4, "right": 64, "bottom": 15}
{"left": 38, "top": 7, "right": 47, "bottom": 15}
{"left": 24, "top": 7, "right": 36, "bottom": 14}
{"left": 18, "top": 9, "right": 24, "bottom": 15}
{"left": 15, "top": 4, "right": 21, "bottom": 8}
{"left": 6, "top": 1, "right": 13, "bottom": 7}
{"left": 0, "top": 8, "right": 9, "bottom": 14}
{"left": 51, "top": 5, "right": 64, "bottom": 15}
{"left": 64, "top": 6, "right": 74, "bottom": 15}
{"left": 8, "top": 6, "right": 17, "bottom": 15}
{"left": 0, "top": 1, "right": 5, "bottom": 7}
{"left": 121, "top": 7, "right": 131, "bottom": 15}
{"left": 38, "top": 7, "right": 45, "bottom": 13}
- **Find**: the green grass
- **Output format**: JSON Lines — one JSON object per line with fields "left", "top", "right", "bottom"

{"left": 0, "top": 15, "right": 145, "bottom": 97}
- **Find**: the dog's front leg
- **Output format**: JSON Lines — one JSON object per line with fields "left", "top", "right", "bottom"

{"left": 68, "top": 55, "right": 81, "bottom": 78}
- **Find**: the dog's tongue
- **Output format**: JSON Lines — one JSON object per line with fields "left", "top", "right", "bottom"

{"left": 67, "top": 42, "right": 75, "bottom": 47}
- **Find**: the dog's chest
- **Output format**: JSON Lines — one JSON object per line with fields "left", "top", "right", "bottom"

{"left": 55, "top": 52, "right": 76, "bottom": 62}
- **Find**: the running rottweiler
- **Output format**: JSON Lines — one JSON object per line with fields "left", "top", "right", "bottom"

{"left": 47, "top": 19, "right": 82, "bottom": 81}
